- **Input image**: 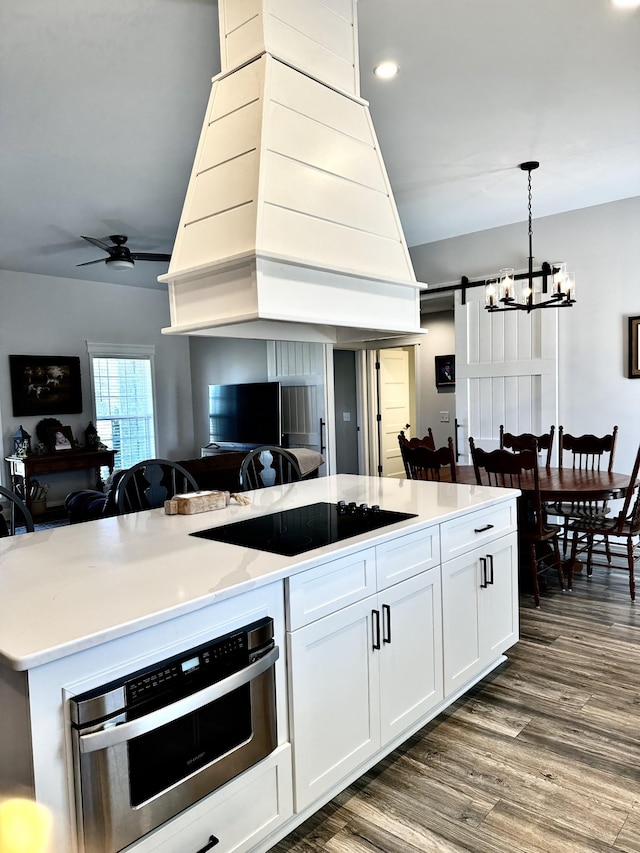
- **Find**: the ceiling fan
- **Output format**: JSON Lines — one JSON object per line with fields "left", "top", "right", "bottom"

{"left": 77, "top": 234, "right": 171, "bottom": 270}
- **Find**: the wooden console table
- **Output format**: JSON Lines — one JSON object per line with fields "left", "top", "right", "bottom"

{"left": 5, "top": 450, "right": 118, "bottom": 511}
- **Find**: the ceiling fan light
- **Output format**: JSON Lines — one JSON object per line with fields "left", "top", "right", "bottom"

{"left": 106, "top": 257, "right": 135, "bottom": 270}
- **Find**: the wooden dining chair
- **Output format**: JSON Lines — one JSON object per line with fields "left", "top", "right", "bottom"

{"left": 239, "top": 446, "right": 302, "bottom": 490}
{"left": 0, "top": 485, "right": 35, "bottom": 536}
{"left": 499, "top": 425, "right": 555, "bottom": 468}
{"left": 567, "top": 442, "right": 640, "bottom": 601}
{"left": 400, "top": 438, "right": 457, "bottom": 483}
{"left": 115, "top": 459, "right": 200, "bottom": 514}
{"left": 547, "top": 425, "right": 619, "bottom": 552}
{"left": 398, "top": 429, "right": 436, "bottom": 478}
{"left": 469, "top": 438, "right": 564, "bottom": 607}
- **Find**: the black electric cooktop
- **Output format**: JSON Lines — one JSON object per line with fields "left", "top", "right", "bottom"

{"left": 190, "top": 501, "right": 418, "bottom": 557}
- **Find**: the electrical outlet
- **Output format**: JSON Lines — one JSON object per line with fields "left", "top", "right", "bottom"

{"left": 440, "top": 411, "right": 450, "bottom": 423}
{"left": 342, "top": 412, "right": 351, "bottom": 422}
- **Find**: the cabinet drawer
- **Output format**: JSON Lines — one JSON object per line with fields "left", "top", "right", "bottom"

{"left": 127, "top": 745, "right": 292, "bottom": 852}
{"left": 376, "top": 525, "right": 440, "bottom": 590}
{"left": 286, "top": 549, "right": 377, "bottom": 630}
{"left": 440, "top": 501, "right": 516, "bottom": 563}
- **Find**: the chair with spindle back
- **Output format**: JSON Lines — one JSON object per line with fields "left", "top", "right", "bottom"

{"left": 547, "top": 425, "right": 619, "bottom": 552}
{"left": 567, "top": 442, "right": 640, "bottom": 601}
{"left": 398, "top": 429, "right": 436, "bottom": 478}
{"left": 499, "top": 425, "right": 555, "bottom": 468}
{"left": 400, "top": 437, "right": 457, "bottom": 483}
{"left": 469, "top": 437, "right": 564, "bottom": 607}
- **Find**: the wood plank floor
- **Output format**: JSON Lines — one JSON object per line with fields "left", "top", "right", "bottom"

{"left": 272, "top": 559, "right": 640, "bottom": 853}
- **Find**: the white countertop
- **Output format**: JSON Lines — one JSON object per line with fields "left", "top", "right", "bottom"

{"left": 0, "top": 475, "right": 515, "bottom": 671}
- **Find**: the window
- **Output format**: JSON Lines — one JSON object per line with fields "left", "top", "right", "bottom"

{"left": 87, "top": 343, "right": 156, "bottom": 471}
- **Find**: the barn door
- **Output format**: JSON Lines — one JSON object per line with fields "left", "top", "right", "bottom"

{"left": 267, "top": 341, "right": 330, "bottom": 472}
{"left": 454, "top": 287, "right": 558, "bottom": 464}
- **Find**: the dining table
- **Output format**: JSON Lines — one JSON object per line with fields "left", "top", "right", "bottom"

{"left": 454, "top": 465, "right": 631, "bottom": 502}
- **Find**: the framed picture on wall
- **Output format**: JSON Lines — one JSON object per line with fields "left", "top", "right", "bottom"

{"left": 9, "top": 354, "right": 82, "bottom": 416}
{"left": 435, "top": 354, "right": 455, "bottom": 388}
{"left": 629, "top": 316, "right": 640, "bottom": 378}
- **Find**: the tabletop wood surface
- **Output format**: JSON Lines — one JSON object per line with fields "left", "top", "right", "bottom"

{"left": 455, "top": 465, "right": 631, "bottom": 501}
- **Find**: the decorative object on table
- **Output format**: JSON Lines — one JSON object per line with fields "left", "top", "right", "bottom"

{"left": 427, "top": 162, "right": 576, "bottom": 314}
{"left": 84, "top": 421, "right": 100, "bottom": 449}
{"left": 13, "top": 424, "right": 32, "bottom": 457}
{"left": 35, "top": 417, "right": 63, "bottom": 451}
{"left": 47, "top": 425, "right": 74, "bottom": 451}
{"left": 628, "top": 316, "right": 640, "bottom": 378}
{"left": 164, "top": 490, "right": 251, "bottom": 515}
{"left": 435, "top": 355, "right": 455, "bottom": 388}
{"left": 9, "top": 355, "right": 82, "bottom": 417}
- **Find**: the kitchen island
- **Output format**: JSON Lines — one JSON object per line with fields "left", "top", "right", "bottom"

{"left": 0, "top": 474, "right": 519, "bottom": 853}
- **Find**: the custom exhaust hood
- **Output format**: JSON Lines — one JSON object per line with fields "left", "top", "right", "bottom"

{"left": 160, "top": 0, "right": 425, "bottom": 344}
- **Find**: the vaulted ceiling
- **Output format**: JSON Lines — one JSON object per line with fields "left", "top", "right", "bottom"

{"left": 1, "top": 0, "right": 639, "bottom": 290}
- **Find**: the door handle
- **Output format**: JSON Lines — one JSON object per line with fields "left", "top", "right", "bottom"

{"left": 196, "top": 836, "right": 219, "bottom": 852}
{"left": 382, "top": 604, "right": 391, "bottom": 644}
{"left": 372, "top": 609, "right": 381, "bottom": 650}
{"left": 487, "top": 554, "right": 494, "bottom": 585}
{"left": 77, "top": 646, "right": 279, "bottom": 753}
{"left": 319, "top": 418, "right": 326, "bottom": 454}
{"left": 479, "top": 556, "right": 488, "bottom": 589}
{"left": 454, "top": 418, "right": 460, "bottom": 462}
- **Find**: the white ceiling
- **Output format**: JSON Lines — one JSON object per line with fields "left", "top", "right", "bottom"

{"left": 1, "top": 0, "right": 639, "bottom": 290}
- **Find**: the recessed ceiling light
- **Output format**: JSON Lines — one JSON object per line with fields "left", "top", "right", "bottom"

{"left": 611, "top": 0, "right": 640, "bottom": 8}
{"left": 373, "top": 61, "right": 400, "bottom": 80}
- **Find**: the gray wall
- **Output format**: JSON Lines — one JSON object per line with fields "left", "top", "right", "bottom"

{"left": 414, "top": 312, "right": 456, "bottom": 449}
{"left": 410, "top": 196, "right": 640, "bottom": 474}
{"left": 0, "top": 269, "right": 194, "bottom": 498}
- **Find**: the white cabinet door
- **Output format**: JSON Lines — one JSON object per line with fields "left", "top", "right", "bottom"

{"left": 482, "top": 532, "right": 519, "bottom": 659}
{"left": 287, "top": 597, "right": 381, "bottom": 812}
{"left": 442, "top": 532, "right": 518, "bottom": 696}
{"left": 441, "top": 548, "right": 482, "bottom": 695}
{"left": 378, "top": 568, "right": 443, "bottom": 744}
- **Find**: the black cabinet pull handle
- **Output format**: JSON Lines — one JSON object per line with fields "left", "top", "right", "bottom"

{"left": 480, "top": 556, "right": 488, "bottom": 589}
{"left": 372, "top": 609, "right": 381, "bottom": 650}
{"left": 382, "top": 604, "right": 391, "bottom": 644}
{"left": 196, "top": 835, "right": 219, "bottom": 852}
{"left": 474, "top": 523, "right": 494, "bottom": 533}
{"left": 487, "top": 554, "right": 495, "bottom": 585}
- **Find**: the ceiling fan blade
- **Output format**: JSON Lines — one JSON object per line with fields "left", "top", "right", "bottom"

{"left": 76, "top": 258, "right": 106, "bottom": 267}
{"left": 130, "top": 252, "right": 172, "bottom": 262}
{"left": 81, "top": 235, "right": 113, "bottom": 252}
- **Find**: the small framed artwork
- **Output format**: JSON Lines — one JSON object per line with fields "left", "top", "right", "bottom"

{"left": 435, "top": 354, "right": 455, "bottom": 388}
{"left": 9, "top": 354, "right": 82, "bottom": 416}
{"left": 629, "top": 316, "right": 640, "bottom": 378}
{"left": 48, "top": 425, "right": 75, "bottom": 451}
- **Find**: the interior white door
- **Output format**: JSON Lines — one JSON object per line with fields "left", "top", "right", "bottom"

{"left": 377, "top": 348, "right": 412, "bottom": 478}
{"left": 454, "top": 287, "right": 558, "bottom": 464}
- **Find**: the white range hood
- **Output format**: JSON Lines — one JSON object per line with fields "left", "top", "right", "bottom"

{"left": 160, "top": 0, "right": 425, "bottom": 344}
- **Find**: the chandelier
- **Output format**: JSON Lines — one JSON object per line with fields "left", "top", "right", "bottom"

{"left": 460, "top": 162, "right": 576, "bottom": 313}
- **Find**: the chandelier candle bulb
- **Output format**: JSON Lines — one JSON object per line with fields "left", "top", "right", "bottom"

{"left": 485, "top": 280, "right": 497, "bottom": 308}
{"left": 500, "top": 268, "right": 515, "bottom": 301}
{"left": 564, "top": 272, "right": 576, "bottom": 300}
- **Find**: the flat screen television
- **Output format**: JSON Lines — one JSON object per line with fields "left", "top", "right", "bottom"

{"left": 208, "top": 381, "right": 282, "bottom": 448}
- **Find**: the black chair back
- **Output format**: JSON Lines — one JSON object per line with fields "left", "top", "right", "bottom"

{"left": 0, "top": 485, "right": 35, "bottom": 536}
{"left": 115, "top": 459, "right": 199, "bottom": 514}
{"left": 239, "top": 447, "right": 302, "bottom": 490}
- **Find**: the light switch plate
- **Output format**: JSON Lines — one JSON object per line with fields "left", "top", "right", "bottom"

{"left": 440, "top": 411, "right": 450, "bottom": 423}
